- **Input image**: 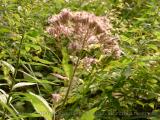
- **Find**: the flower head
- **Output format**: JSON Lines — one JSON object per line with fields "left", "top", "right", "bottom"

{"left": 47, "top": 9, "right": 121, "bottom": 59}
{"left": 51, "top": 93, "right": 62, "bottom": 103}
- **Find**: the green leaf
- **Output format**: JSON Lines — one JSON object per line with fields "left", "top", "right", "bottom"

{"left": 33, "top": 56, "right": 53, "bottom": 65}
{"left": 0, "top": 28, "right": 10, "bottom": 33}
{"left": 0, "top": 89, "right": 8, "bottom": 104}
{"left": 136, "top": 100, "right": 144, "bottom": 107}
{"left": 1, "top": 61, "right": 15, "bottom": 75}
{"left": 149, "top": 103, "right": 154, "bottom": 109}
{"left": 24, "top": 43, "right": 41, "bottom": 51}
{"left": 24, "top": 92, "right": 53, "bottom": 120}
{"left": 12, "top": 82, "right": 37, "bottom": 90}
{"left": 150, "top": 110, "right": 160, "bottom": 120}
{"left": 67, "top": 95, "right": 81, "bottom": 104}
{"left": 62, "top": 48, "right": 73, "bottom": 80}
{"left": 148, "top": 79, "right": 157, "bottom": 84}
{"left": 80, "top": 108, "right": 98, "bottom": 120}
{"left": 0, "top": 100, "right": 19, "bottom": 120}
{"left": 154, "top": 31, "right": 160, "bottom": 39}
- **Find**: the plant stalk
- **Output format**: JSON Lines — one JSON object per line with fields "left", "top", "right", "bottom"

{"left": 62, "top": 29, "right": 89, "bottom": 107}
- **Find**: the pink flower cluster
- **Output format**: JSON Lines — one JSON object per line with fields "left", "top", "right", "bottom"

{"left": 51, "top": 93, "right": 62, "bottom": 103}
{"left": 47, "top": 9, "right": 121, "bottom": 61}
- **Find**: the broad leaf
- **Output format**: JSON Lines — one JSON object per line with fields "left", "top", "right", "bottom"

{"left": 24, "top": 92, "right": 53, "bottom": 120}
{"left": 62, "top": 48, "right": 73, "bottom": 80}
{"left": 80, "top": 107, "right": 98, "bottom": 120}
{"left": 1, "top": 61, "right": 15, "bottom": 75}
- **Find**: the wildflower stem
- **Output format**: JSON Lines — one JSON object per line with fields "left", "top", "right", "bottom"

{"left": 62, "top": 29, "right": 89, "bottom": 107}
{"left": 62, "top": 52, "right": 81, "bottom": 107}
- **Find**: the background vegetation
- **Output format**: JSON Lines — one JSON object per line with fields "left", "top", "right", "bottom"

{"left": 0, "top": 0, "right": 160, "bottom": 120}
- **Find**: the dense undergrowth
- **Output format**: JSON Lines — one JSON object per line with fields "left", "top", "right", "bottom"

{"left": 0, "top": 0, "right": 160, "bottom": 120}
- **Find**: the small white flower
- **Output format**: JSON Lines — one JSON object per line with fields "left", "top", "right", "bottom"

{"left": 18, "top": 6, "right": 22, "bottom": 12}
{"left": 65, "top": 0, "right": 70, "bottom": 2}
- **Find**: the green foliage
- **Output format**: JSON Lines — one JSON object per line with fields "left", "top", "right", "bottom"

{"left": 23, "top": 92, "right": 53, "bottom": 120}
{"left": 0, "top": 0, "right": 160, "bottom": 120}
{"left": 80, "top": 107, "right": 98, "bottom": 120}
{"left": 62, "top": 47, "right": 73, "bottom": 80}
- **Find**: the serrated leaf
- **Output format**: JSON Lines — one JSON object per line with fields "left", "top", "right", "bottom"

{"left": 80, "top": 107, "right": 98, "bottom": 120}
{"left": 12, "top": 82, "right": 37, "bottom": 90}
{"left": 24, "top": 92, "right": 53, "bottom": 120}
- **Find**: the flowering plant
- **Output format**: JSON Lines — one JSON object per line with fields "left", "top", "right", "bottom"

{"left": 47, "top": 8, "right": 121, "bottom": 106}
{"left": 47, "top": 9, "right": 121, "bottom": 60}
